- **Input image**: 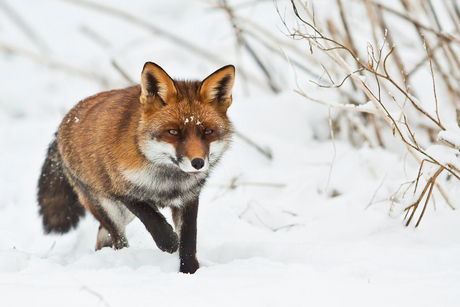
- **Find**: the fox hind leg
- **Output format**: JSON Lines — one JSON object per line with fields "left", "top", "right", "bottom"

{"left": 96, "top": 225, "right": 113, "bottom": 249}
{"left": 94, "top": 197, "right": 135, "bottom": 250}
{"left": 74, "top": 188, "right": 134, "bottom": 250}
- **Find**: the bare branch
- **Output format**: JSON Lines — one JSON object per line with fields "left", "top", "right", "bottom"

{"left": 287, "top": 0, "right": 459, "bottom": 226}
{"left": 0, "top": 42, "right": 110, "bottom": 86}
{"left": 0, "top": 0, "right": 51, "bottom": 54}
{"left": 234, "top": 131, "right": 273, "bottom": 160}
{"left": 371, "top": 1, "right": 460, "bottom": 44}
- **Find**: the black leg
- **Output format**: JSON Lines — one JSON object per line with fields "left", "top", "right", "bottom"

{"left": 173, "top": 197, "right": 199, "bottom": 274}
{"left": 72, "top": 187, "right": 129, "bottom": 250}
{"left": 122, "top": 198, "right": 179, "bottom": 253}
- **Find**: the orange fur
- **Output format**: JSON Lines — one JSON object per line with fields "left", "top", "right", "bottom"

{"left": 38, "top": 62, "right": 236, "bottom": 274}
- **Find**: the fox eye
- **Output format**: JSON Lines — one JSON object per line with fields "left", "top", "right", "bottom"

{"left": 168, "top": 129, "right": 179, "bottom": 135}
{"left": 204, "top": 129, "right": 214, "bottom": 135}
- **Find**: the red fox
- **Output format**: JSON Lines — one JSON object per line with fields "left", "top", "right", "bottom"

{"left": 38, "top": 62, "right": 235, "bottom": 274}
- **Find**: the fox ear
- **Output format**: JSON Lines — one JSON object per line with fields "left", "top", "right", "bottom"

{"left": 200, "top": 65, "right": 235, "bottom": 112}
{"left": 140, "top": 62, "right": 177, "bottom": 109}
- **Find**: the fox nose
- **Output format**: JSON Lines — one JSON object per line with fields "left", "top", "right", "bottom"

{"left": 191, "top": 158, "right": 205, "bottom": 170}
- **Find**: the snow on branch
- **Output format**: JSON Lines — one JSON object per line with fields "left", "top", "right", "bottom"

{"left": 286, "top": 0, "right": 460, "bottom": 226}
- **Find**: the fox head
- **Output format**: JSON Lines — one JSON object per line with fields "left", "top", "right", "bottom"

{"left": 136, "top": 62, "right": 235, "bottom": 174}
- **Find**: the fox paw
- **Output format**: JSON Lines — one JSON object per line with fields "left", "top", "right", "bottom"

{"left": 156, "top": 232, "right": 179, "bottom": 253}
{"left": 180, "top": 256, "right": 199, "bottom": 274}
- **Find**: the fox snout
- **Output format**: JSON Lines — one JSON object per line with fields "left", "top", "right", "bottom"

{"left": 140, "top": 137, "right": 212, "bottom": 174}
{"left": 191, "top": 158, "right": 205, "bottom": 170}
{"left": 178, "top": 156, "right": 209, "bottom": 173}
{"left": 175, "top": 132, "right": 211, "bottom": 173}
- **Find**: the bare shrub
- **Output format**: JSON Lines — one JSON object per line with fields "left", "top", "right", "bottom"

{"left": 281, "top": 0, "right": 460, "bottom": 226}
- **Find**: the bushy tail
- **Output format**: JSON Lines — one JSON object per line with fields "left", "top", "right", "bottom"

{"left": 38, "top": 138, "right": 85, "bottom": 234}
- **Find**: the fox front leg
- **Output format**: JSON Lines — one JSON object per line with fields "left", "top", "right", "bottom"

{"left": 121, "top": 198, "right": 179, "bottom": 253}
{"left": 172, "top": 198, "right": 199, "bottom": 274}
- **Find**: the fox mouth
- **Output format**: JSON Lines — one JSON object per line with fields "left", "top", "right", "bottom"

{"left": 186, "top": 170, "right": 204, "bottom": 175}
{"left": 169, "top": 156, "right": 209, "bottom": 174}
{"left": 182, "top": 165, "right": 209, "bottom": 175}
{"left": 179, "top": 157, "right": 209, "bottom": 173}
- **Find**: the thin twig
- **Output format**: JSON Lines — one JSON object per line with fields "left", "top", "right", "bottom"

{"left": 426, "top": 0, "right": 460, "bottom": 81}
{"left": 80, "top": 285, "right": 111, "bottom": 307}
{"left": 238, "top": 201, "right": 301, "bottom": 232}
{"left": 0, "top": 42, "right": 110, "bottom": 86}
{"left": 288, "top": 0, "right": 459, "bottom": 226}
{"left": 375, "top": 4, "right": 406, "bottom": 81}
{"left": 371, "top": 1, "right": 460, "bottom": 43}
{"left": 336, "top": 0, "right": 358, "bottom": 58}
{"left": 324, "top": 107, "right": 337, "bottom": 193}
{"left": 400, "top": 0, "right": 460, "bottom": 108}
{"left": 211, "top": 181, "right": 286, "bottom": 189}
{"left": 294, "top": 90, "right": 378, "bottom": 114}
{"left": 56, "top": 0, "right": 270, "bottom": 91}
{"left": 406, "top": 42, "right": 442, "bottom": 78}
{"left": 424, "top": 35, "right": 442, "bottom": 125}
{"left": 234, "top": 131, "right": 273, "bottom": 160}
{"left": 219, "top": 0, "right": 281, "bottom": 92}
{"left": 0, "top": 0, "right": 51, "bottom": 54}
{"left": 111, "top": 60, "right": 136, "bottom": 85}
{"left": 365, "top": 174, "right": 388, "bottom": 210}
{"left": 443, "top": 0, "right": 460, "bottom": 34}
{"left": 58, "top": 0, "right": 223, "bottom": 63}
{"left": 405, "top": 166, "right": 444, "bottom": 227}
{"left": 80, "top": 25, "right": 112, "bottom": 49}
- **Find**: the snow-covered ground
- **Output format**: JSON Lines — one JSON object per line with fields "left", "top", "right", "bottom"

{"left": 1, "top": 0, "right": 460, "bottom": 306}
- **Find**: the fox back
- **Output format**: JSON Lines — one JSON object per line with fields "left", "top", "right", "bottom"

{"left": 38, "top": 62, "right": 235, "bottom": 273}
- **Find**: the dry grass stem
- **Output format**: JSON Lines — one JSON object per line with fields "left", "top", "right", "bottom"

{"left": 287, "top": 0, "right": 460, "bottom": 226}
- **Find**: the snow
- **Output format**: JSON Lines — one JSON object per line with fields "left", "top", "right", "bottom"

{"left": 438, "top": 123, "right": 460, "bottom": 149}
{"left": 1, "top": 0, "right": 460, "bottom": 306}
